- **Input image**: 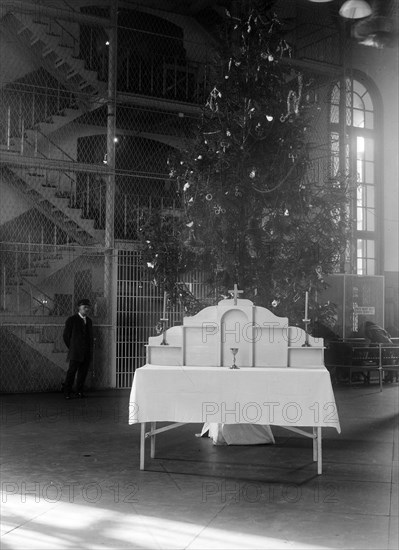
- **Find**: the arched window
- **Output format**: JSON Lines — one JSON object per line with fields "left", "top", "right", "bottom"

{"left": 329, "top": 77, "right": 379, "bottom": 275}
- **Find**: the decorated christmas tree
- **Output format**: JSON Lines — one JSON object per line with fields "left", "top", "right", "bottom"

{"left": 140, "top": 0, "right": 351, "bottom": 324}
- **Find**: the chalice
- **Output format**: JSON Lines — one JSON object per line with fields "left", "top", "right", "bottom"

{"left": 230, "top": 348, "right": 239, "bottom": 369}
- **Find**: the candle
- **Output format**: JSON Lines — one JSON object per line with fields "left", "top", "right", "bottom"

{"left": 162, "top": 291, "right": 167, "bottom": 319}
{"left": 305, "top": 291, "right": 309, "bottom": 320}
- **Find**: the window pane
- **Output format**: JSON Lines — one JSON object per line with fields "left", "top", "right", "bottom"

{"left": 366, "top": 185, "right": 375, "bottom": 206}
{"left": 353, "top": 109, "right": 365, "bottom": 127}
{"left": 365, "top": 161, "right": 374, "bottom": 183}
{"left": 357, "top": 238, "right": 375, "bottom": 275}
{"left": 366, "top": 259, "right": 375, "bottom": 275}
{"left": 331, "top": 132, "right": 339, "bottom": 152}
{"left": 353, "top": 80, "right": 367, "bottom": 98}
{"left": 357, "top": 137, "right": 365, "bottom": 182}
{"left": 357, "top": 211, "right": 364, "bottom": 230}
{"left": 353, "top": 92, "right": 364, "bottom": 110}
{"left": 366, "top": 209, "right": 375, "bottom": 231}
{"left": 331, "top": 83, "right": 340, "bottom": 104}
{"left": 357, "top": 160, "right": 364, "bottom": 182}
{"left": 346, "top": 108, "right": 352, "bottom": 126}
{"left": 365, "top": 111, "right": 374, "bottom": 129}
{"left": 330, "top": 103, "right": 339, "bottom": 123}
{"left": 357, "top": 136, "right": 365, "bottom": 155}
{"left": 357, "top": 207, "right": 367, "bottom": 230}
{"left": 363, "top": 91, "right": 373, "bottom": 111}
{"left": 364, "top": 138, "right": 374, "bottom": 161}
{"left": 367, "top": 240, "right": 375, "bottom": 257}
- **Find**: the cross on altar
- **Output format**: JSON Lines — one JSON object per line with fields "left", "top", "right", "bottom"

{"left": 228, "top": 284, "right": 243, "bottom": 305}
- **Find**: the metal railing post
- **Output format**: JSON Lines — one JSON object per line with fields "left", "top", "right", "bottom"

{"left": 104, "top": 0, "right": 118, "bottom": 387}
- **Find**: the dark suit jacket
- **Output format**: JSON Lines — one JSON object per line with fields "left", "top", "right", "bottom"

{"left": 63, "top": 313, "right": 94, "bottom": 362}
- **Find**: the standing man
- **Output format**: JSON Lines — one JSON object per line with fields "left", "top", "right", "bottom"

{"left": 63, "top": 298, "right": 94, "bottom": 399}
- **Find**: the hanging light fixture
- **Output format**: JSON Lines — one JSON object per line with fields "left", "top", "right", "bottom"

{"left": 339, "top": 0, "right": 372, "bottom": 19}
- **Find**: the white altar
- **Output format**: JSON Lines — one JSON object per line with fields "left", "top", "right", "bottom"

{"left": 128, "top": 295, "right": 340, "bottom": 474}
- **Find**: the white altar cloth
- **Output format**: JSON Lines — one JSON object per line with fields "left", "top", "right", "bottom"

{"left": 201, "top": 423, "right": 275, "bottom": 445}
{"left": 128, "top": 365, "right": 340, "bottom": 473}
{"left": 128, "top": 365, "right": 341, "bottom": 431}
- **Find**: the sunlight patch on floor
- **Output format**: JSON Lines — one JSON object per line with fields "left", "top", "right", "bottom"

{"left": 1, "top": 496, "right": 333, "bottom": 549}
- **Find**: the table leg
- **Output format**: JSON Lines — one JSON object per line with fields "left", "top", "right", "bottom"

{"left": 312, "top": 427, "right": 317, "bottom": 461}
{"left": 140, "top": 422, "right": 146, "bottom": 470}
{"left": 150, "top": 422, "right": 156, "bottom": 458}
{"left": 317, "top": 427, "right": 322, "bottom": 475}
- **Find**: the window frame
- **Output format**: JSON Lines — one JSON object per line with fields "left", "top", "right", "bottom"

{"left": 328, "top": 73, "right": 383, "bottom": 276}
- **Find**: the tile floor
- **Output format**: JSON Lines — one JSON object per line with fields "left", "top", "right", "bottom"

{"left": 1, "top": 380, "right": 398, "bottom": 550}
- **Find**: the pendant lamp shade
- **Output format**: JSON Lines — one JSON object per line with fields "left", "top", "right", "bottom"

{"left": 339, "top": 0, "right": 372, "bottom": 19}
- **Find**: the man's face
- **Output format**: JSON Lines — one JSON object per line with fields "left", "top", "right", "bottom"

{"left": 78, "top": 305, "right": 90, "bottom": 316}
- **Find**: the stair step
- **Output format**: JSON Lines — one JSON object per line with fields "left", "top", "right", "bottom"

{"left": 59, "top": 43, "right": 74, "bottom": 50}
{"left": 55, "top": 58, "right": 66, "bottom": 68}
{"left": 67, "top": 69, "right": 79, "bottom": 80}
{"left": 55, "top": 194, "right": 72, "bottom": 201}
{"left": 32, "top": 262, "right": 50, "bottom": 269}
{"left": 31, "top": 35, "right": 41, "bottom": 46}
{"left": 42, "top": 46, "right": 54, "bottom": 57}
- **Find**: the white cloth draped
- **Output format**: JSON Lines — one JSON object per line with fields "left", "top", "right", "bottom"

{"left": 129, "top": 365, "right": 340, "bottom": 433}
{"left": 200, "top": 423, "right": 275, "bottom": 445}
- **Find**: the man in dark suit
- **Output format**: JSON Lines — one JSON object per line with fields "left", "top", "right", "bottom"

{"left": 63, "top": 298, "right": 94, "bottom": 399}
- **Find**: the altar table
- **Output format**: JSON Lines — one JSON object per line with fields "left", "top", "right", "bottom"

{"left": 128, "top": 364, "right": 340, "bottom": 474}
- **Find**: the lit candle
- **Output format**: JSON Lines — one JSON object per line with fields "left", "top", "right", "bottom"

{"left": 305, "top": 291, "right": 309, "bottom": 320}
{"left": 162, "top": 291, "right": 167, "bottom": 319}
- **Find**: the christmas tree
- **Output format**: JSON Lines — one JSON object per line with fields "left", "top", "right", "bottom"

{"left": 140, "top": 0, "right": 351, "bottom": 324}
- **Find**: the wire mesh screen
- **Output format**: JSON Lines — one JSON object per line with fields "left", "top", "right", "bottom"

{"left": 116, "top": 249, "right": 212, "bottom": 389}
{"left": 0, "top": 0, "right": 211, "bottom": 392}
{"left": 0, "top": 242, "right": 114, "bottom": 392}
{"left": 0, "top": 322, "right": 113, "bottom": 393}
{"left": 1, "top": 0, "right": 343, "bottom": 392}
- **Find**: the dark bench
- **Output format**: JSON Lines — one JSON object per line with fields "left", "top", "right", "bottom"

{"left": 325, "top": 341, "right": 399, "bottom": 391}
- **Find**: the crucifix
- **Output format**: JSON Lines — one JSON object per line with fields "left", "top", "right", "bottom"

{"left": 228, "top": 284, "right": 243, "bottom": 305}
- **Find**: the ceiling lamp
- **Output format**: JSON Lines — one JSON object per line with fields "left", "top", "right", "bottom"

{"left": 339, "top": 0, "right": 372, "bottom": 19}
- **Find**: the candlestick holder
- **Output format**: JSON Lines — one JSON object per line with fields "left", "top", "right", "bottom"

{"left": 229, "top": 347, "right": 239, "bottom": 369}
{"left": 160, "top": 318, "right": 169, "bottom": 345}
{"left": 302, "top": 318, "right": 312, "bottom": 347}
